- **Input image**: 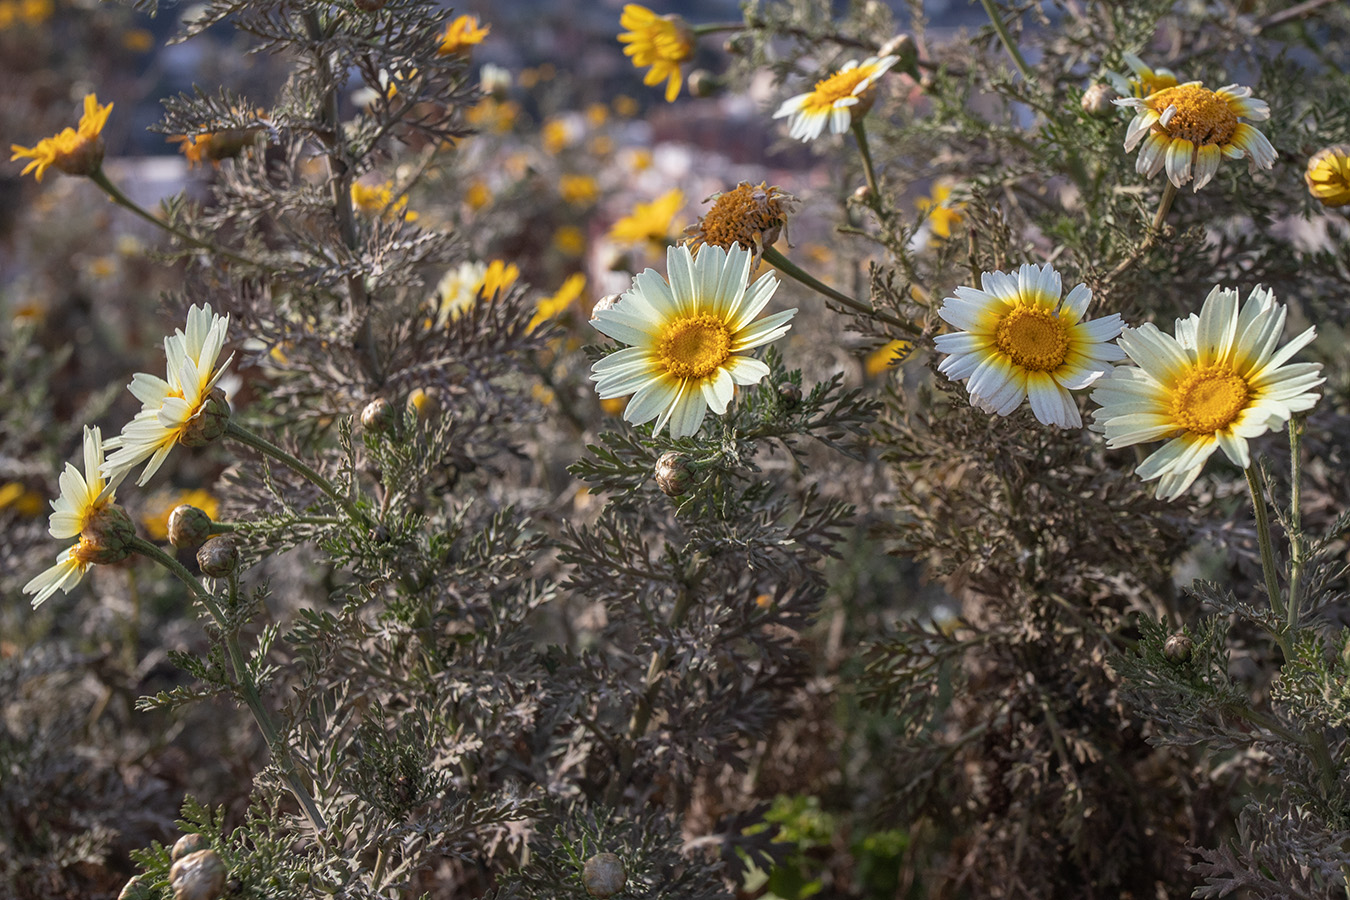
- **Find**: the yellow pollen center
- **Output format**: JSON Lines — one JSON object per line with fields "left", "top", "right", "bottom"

{"left": 805, "top": 67, "right": 871, "bottom": 110}
{"left": 1169, "top": 366, "right": 1250, "bottom": 434}
{"left": 698, "top": 184, "right": 786, "bottom": 248}
{"left": 994, "top": 305, "right": 1069, "bottom": 372}
{"left": 1150, "top": 85, "right": 1239, "bottom": 146}
{"left": 658, "top": 314, "right": 732, "bottom": 379}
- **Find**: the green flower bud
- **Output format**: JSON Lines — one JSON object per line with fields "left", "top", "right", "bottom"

{"left": 582, "top": 853, "right": 626, "bottom": 898}
{"left": 72, "top": 504, "right": 136, "bottom": 565}
{"left": 169, "top": 848, "right": 227, "bottom": 900}
{"left": 654, "top": 451, "right": 694, "bottom": 497}
{"left": 361, "top": 397, "right": 398, "bottom": 434}
{"left": 180, "top": 387, "right": 231, "bottom": 448}
{"left": 197, "top": 536, "right": 240, "bottom": 578}
{"left": 168, "top": 505, "right": 214, "bottom": 549}
{"left": 171, "top": 833, "right": 210, "bottom": 862}
{"left": 1163, "top": 632, "right": 1193, "bottom": 663}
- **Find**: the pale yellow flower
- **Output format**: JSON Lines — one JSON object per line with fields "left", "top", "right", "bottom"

{"left": 350, "top": 181, "right": 418, "bottom": 222}
{"left": 916, "top": 180, "right": 964, "bottom": 240}
{"left": 618, "top": 4, "right": 695, "bottom": 103}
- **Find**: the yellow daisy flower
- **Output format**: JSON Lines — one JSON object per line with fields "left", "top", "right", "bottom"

{"left": 560, "top": 173, "right": 600, "bottom": 205}
{"left": 103, "top": 305, "right": 234, "bottom": 487}
{"left": 1105, "top": 52, "right": 1179, "bottom": 99}
{"left": 590, "top": 243, "right": 795, "bottom": 439}
{"left": 1305, "top": 145, "right": 1350, "bottom": 208}
{"left": 618, "top": 4, "right": 695, "bottom": 104}
{"left": 1091, "top": 285, "right": 1323, "bottom": 501}
{"left": 438, "top": 14, "right": 489, "bottom": 56}
{"left": 934, "top": 263, "right": 1125, "bottom": 428}
{"left": 24, "top": 426, "right": 133, "bottom": 607}
{"left": 431, "top": 259, "right": 519, "bottom": 327}
{"left": 11, "top": 93, "right": 113, "bottom": 181}
{"left": 610, "top": 188, "right": 684, "bottom": 248}
{"left": 350, "top": 181, "right": 418, "bottom": 222}
{"left": 773, "top": 55, "right": 899, "bottom": 142}
{"left": 916, "top": 180, "right": 964, "bottom": 240}
{"left": 1118, "top": 81, "right": 1276, "bottom": 191}
{"left": 530, "top": 272, "right": 587, "bottom": 332}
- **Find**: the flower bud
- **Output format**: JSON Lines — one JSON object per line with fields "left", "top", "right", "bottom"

{"left": 168, "top": 505, "right": 214, "bottom": 550}
{"left": 1080, "top": 83, "right": 1119, "bottom": 118}
{"left": 172, "top": 833, "right": 210, "bottom": 862}
{"left": 170, "top": 848, "right": 227, "bottom": 900}
{"left": 180, "top": 388, "right": 231, "bottom": 448}
{"left": 361, "top": 397, "right": 398, "bottom": 434}
{"left": 582, "top": 853, "right": 626, "bottom": 898}
{"left": 687, "top": 69, "right": 720, "bottom": 98}
{"left": 654, "top": 451, "right": 694, "bottom": 497}
{"left": 852, "top": 184, "right": 872, "bottom": 204}
{"left": 590, "top": 294, "right": 621, "bottom": 320}
{"left": 72, "top": 504, "right": 136, "bottom": 565}
{"left": 777, "top": 382, "right": 802, "bottom": 409}
{"left": 197, "top": 537, "right": 240, "bottom": 578}
{"left": 878, "top": 34, "right": 918, "bottom": 76}
{"left": 1163, "top": 632, "right": 1193, "bottom": 663}
{"left": 118, "top": 876, "right": 155, "bottom": 900}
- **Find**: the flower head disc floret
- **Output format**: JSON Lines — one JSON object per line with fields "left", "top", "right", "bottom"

{"left": 11, "top": 93, "right": 112, "bottom": 181}
{"left": 934, "top": 263, "right": 1126, "bottom": 428}
{"left": 23, "top": 426, "right": 129, "bottom": 607}
{"left": 103, "top": 304, "right": 234, "bottom": 487}
{"left": 1091, "top": 285, "right": 1323, "bottom": 500}
{"left": 684, "top": 182, "right": 796, "bottom": 259}
{"left": 590, "top": 243, "right": 796, "bottom": 438}
{"left": 618, "top": 4, "right": 695, "bottom": 103}
{"left": 1118, "top": 81, "right": 1275, "bottom": 191}
{"left": 774, "top": 55, "right": 899, "bottom": 142}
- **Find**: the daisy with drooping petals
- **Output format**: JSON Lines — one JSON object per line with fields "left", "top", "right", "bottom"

{"left": 618, "top": 4, "right": 695, "bottom": 104}
{"left": 24, "top": 426, "right": 133, "bottom": 607}
{"left": 773, "top": 55, "right": 899, "bottom": 143}
{"left": 103, "top": 304, "right": 234, "bottom": 487}
{"left": 934, "top": 263, "right": 1125, "bottom": 428}
{"left": 1305, "top": 145, "right": 1350, "bottom": 208}
{"left": 1105, "top": 52, "right": 1179, "bottom": 99}
{"left": 1118, "top": 81, "right": 1276, "bottom": 191}
{"left": 11, "top": 93, "right": 113, "bottom": 181}
{"left": 1091, "top": 285, "right": 1322, "bottom": 501}
{"left": 590, "top": 243, "right": 796, "bottom": 439}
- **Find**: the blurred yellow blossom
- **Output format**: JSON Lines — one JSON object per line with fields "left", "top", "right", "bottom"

{"left": 11, "top": 93, "right": 112, "bottom": 181}
{"left": 542, "top": 118, "right": 575, "bottom": 155}
{"left": 169, "top": 127, "right": 262, "bottom": 169}
{"left": 586, "top": 103, "right": 610, "bottom": 128}
{"left": 554, "top": 226, "right": 586, "bottom": 256}
{"left": 865, "top": 339, "right": 915, "bottom": 376}
{"left": 1305, "top": 145, "right": 1350, "bottom": 208}
{"left": 530, "top": 273, "right": 587, "bottom": 331}
{"left": 438, "top": 14, "right": 489, "bottom": 56}
{"left": 465, "top": 180, "right": 492, "bottom": 210}
{"left": 618, "top": 4, "right": 695, "bottom": 103}
{"left": 122, "top": 28, "right": 154, "bottom": 52}
{"left": 916, "top": 180, "right": 964, "bottom": 240}
{"left": 560, "top": 174, "right": 600, "bottom": 205}
{"left": 0, "top": 482, "right": 44, "bottom": 517}
{"left": 625, "top": 147, "right": 653, "bottom": 172}
{"left": 609, "top": 188, "right": 684, "bottom": 248}
{"left": 351, "top": 181, "right": 418, "bottom": 222}
{"left": 141, "top": 488, "right": 220, "bottom": 541}
{"left": 588, "top": 135, "right": 615, "bottom": 157}
{"left": 432, "top": 260, "right": 519, "bottom": 327}
{"left": 613, "top": 95, "right": 640, "bottom": 117}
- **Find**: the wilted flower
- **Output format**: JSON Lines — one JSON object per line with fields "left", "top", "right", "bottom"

{"left": 684, "top": 182, "right": 795, "bottom": 260}
{"left": 590, "top": 243, "right": 795, "bottom": 438}
{"left": 617, "top": 4, "right": 695, "bottom": 103}
{"left": 1091, "top": 285, "right": 1323, "bottom": 501}
{"left": 103, "top": 304, "right": 234, "bottom": 486}
{"left": 773, "top": 55, "right": 899, "bottom": 142}
{"left": 934, "top": 263, "right": 1125, "bottom": 428}
{"left": 168, "top": 127, "right": 262, "bottom": 169}
{"left": 1118, "top": 81, "right": 1275, "bottom": 191}
{"left": 24, "top": 426, "right": 131, "bottom": 607}
{"left": 1304, "top": 145, "right": 1350, "bottom": 208}
{"left": 11, "top": 93, "right": 113, "bottom": 181}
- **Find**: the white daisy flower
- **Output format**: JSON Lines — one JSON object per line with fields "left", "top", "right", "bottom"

{"left": 1091, "top": 284, "right": 1322, "bottom": 501}
{"left": 590, "top": 242, "right": 795, "bottom": 439}
{"left": 24, "top": 426, "right": 126, "bottom": 607}
{"left": 103, "top": 304, "right": 233, "bottom": 486}
{"left": 934, "top": 262, "right": 1126, "bottom": 428}
{"left": 773, "top": 55, "right": 899, "bottom": 143}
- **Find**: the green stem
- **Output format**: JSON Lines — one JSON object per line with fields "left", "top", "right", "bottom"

{"left": 88, "top": 169, "right": 260, "bottom": 268}
{"left": 1287, "top": 417, "right": 1306, "bottom": 632}
{"left": 850, "top": 119, "right": 881, "bottom": 208}
{"left": 1151, "top": 181, "right": 1179, "bottom": 234}
{"left": 224, "top": 420, "right": 373, "bottom": 529}
{"left": 977, "top": 0, "right": 1036, "bottom": 85}
{"left": 761, "top": 246, "right": 919, "bottom": 335}
{"left": 1244, "top": 465, "right": 1292, "bottom": 658}
{"left": 131, "top": 538, "right": 331, "bottom": 840}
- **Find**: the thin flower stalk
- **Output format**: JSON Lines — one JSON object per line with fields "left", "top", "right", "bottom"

{"left": 223, "top": 420, "right": 374, "bottom": 530}
{"left": 760, "top": 245, "right": 919, "bottom": 335}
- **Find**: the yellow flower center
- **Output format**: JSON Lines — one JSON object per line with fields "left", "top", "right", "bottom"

{"left": 658, "top": 314, "right": 732, "bottom": 379}
{"left": 1150, "top": 84, "right": 1239, "bottom": 147}
{"left": 804, "top": 67, "right": 871, "bottom": 111}
{"left": 995, "top": 305, "right": 1069, "bottom": 372}
{"left": 692, "top": 183, "right": 788, "bottom": 250}
{"left": 1170, "top": 365, "right": 1250, "bottom": 434}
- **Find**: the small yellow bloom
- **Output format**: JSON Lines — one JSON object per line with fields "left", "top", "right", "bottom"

{"left": 542, "top": 117, "right": 575, "bottom": 155}
{"left": 465, "top": 179, "right": 492, "bottom": 210}
{"left": 553, "top": 225, "right": 586, "bottom": 256}
{"left": 122, "top": 27, "right": 155, "bottom": 52}
{"left": 865, "top": 339, "right": 914, "bottom": 376}
{"left": 481, "top": 259, "right": 519, "bottom": 299}
{"left": 438, "top": 14, "right": 489, "bottom": 56}
{"left": 613, "top": 95, "right": 640, "bottom": 117}
{"left": 530, "top": 273, "right": 587, "bottom": 332}
{"left": 774, "top": 55, "right": 899, "bottom": 142}
{"left": 0, "top": 481, "right": 44, "bottom": 517}
{"left": 11, "top": 93, "right": 113, "bottom": 181}
{"left": 560, "top": 174, "right": 600, "bottom": 205}
{"left": 609, "top": 188, "right": 684, "bottom": 248}
{"left": 1305, "top": 145, "right": 1350, "bottom": 208}
{"left": 618, "top": 4, "right": 695, "bottom": 103}
{"left": 350, "top": 181, "right": 418, "bottom": 222}
{"left": 169, "top": 127, "right": 262, "bottom": 169}
{"left": 586, "top": 103, "right": 610, "bottom": 128}
{"left": 684, "top": 181, "right": 795, "bottom": 260}
{"left": 588, "top": 135, "right": 615, "bottom": 157}
{"left": 916, "top": 180, "right": 964, "bottom": 240}
{"left": 1106, "top": 52, "right": 1179, "bottom": 99}
{"left": 431, "top": 259, "right": 519, "bottom": 327}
